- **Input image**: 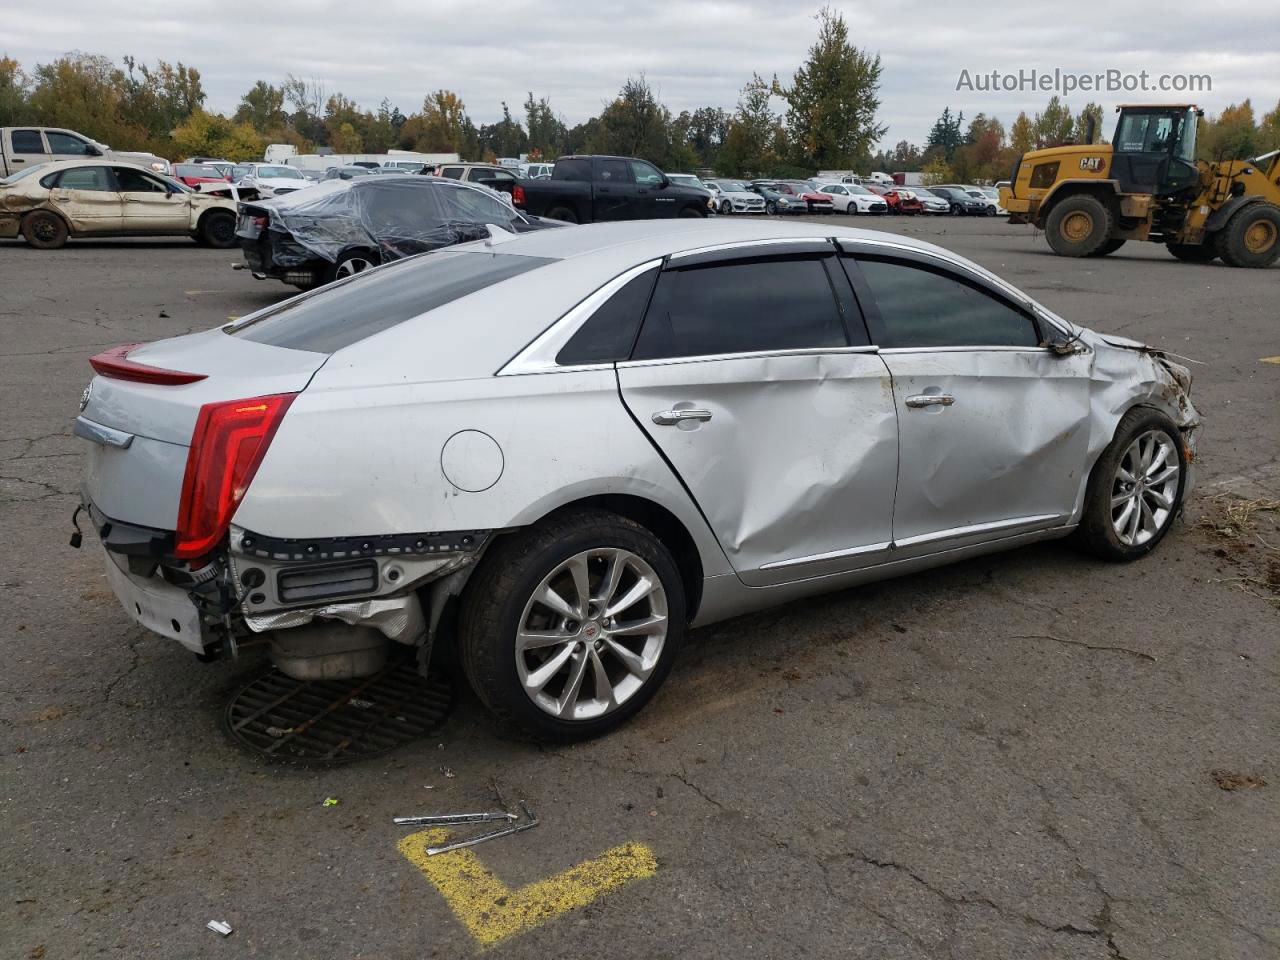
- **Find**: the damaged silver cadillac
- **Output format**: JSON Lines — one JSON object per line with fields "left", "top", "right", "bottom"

{"left": 74, "top": 219, "right": 1200, "bottom": 739}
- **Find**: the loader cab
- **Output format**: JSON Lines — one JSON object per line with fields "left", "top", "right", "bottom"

{"left": 1110, "top": 105, "right": 1201, "bottom": 197}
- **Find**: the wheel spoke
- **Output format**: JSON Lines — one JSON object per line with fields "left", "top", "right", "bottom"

{"left": 609, "top": 613, "right": 667, "bottom": 636}
{"left": 517, "top": 628, "right": 573, "bottom": 651}
{"left": 1126, "top": 497, "right": 1143, "bottom": 540}
{"left": 537, "top": 584, "right": 578, "bottom": 622}
{"left": 1148, "top": 464, "right": 1179, "bottom": 486}
{"left": 566, "top": 554, "right": 591, "bottom": 618}
{"left": 595, "top": 550, "right": 628, "bottom": 608}
{"left": 524, "top": 642, "right": 577, "bottom": 692}
{"left": 1114, "top": 498, "right": 1136, "bottom": 539}
{"left": 1144, "top": 488, "right": 1172, "bottom": 511}
{"left": 588, "top": 648, "right": 615, "bottom": 709}
{"left": 605, "top": 637, "right": 652, "bottom": 681}
{"left": 557, "top": 649, "right": 590, "bottom": 717}
{"left": 1116, "top": 465, "right": 1136, "bottom": 484}
{"left": 1138, "top": 497, "right": 1156, "bottom": 537}
{"left": 1111, "top": 491, "right": 1132, "bottom": 509}
{"left": 605, "top": 576, "right": 654, "bottom": 618}
{"left": 1145, "top": 442, "right": 1172, "bottom": 478}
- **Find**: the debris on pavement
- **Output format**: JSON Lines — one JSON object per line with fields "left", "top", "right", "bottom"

{"left": 322, "top": 796, "right": 340, "bottom": 807}
{"left": 206, "top": 920, "right": 233, "bottom": 937}
{"left": 1210, "top": 770, "right": 1268, "bottom": 791}
{"left": 425, "top": 801, "right": 539, "bottom": 856}
{"left": 394, "top": 811, "right": 517, "bottom": 826}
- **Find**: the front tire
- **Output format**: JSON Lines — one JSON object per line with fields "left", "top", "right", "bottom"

{"left": 21, "top": 210, "right": 69, "bottom": 249}
{"left": 678, "top": 205, "right": 705, "bottom": 218}
{"left": 1044, "top": 193, "right": 1115, "bottom": 257}
{"left": 1075, "top": 408, "right": 1187, "bottom": 561}
{"left": 199, "top": 210, "right": 237, "bottom": 248}
{"left": 1214, "top": 202, "right": 1280, "bottom": 268}
{"left": 458, "top": 509, "right": 686, "bottom": 740}
{"left": 1090, "top": 238, "right": 1127, "bottom": 257}
{"left": 719, "top": 199, "right": 731, "bottom": 215}
{"left": 765, "top": 200, "right": 778, "bottom": 216}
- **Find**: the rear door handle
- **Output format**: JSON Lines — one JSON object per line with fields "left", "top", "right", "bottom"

{"left": 652, "top": 408, "right": 713, "bottom": 426}
{"left": 905, "top": 394, "right": 955, "bottom": 408}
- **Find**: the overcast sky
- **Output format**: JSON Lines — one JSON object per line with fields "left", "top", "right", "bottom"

{"left": 4, "top": 0, "right": 1277, "bottom": 148}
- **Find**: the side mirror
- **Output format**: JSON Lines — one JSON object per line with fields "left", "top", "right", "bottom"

{"left": 87, "top": 144, "right": 103, "bottom": 157}
{"left": 1042, "top": 330, "right": 1083, "bottom": 356}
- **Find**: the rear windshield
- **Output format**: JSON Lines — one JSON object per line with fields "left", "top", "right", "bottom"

{"left": 226, "top": 250, "right": 555, "bottom": 353}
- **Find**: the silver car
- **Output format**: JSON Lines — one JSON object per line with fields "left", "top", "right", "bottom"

{"left": 76, "top": 220, "right": 1199, "bottom": 738}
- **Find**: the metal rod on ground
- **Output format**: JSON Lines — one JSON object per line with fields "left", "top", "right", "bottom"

{"left": 393, "top": 811, "right": 518, "bottom": 826}
{"left": 426, "top": 802, "right": 539, "bottom": 856}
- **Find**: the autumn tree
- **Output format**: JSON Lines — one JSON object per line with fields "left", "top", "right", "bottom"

{"left": 1009, "top": 111, "right": 1035, "bottom": 153}
{"left": 0, "top": 56, "right": 26, "bottom": 125}
{"left": 1200, "top": 100, "right": 1259, "bottom": 160}
{"left": 718, "top": 73, "right": 781, "bottom": 176}
{"left": 170, "top": 108, "right": 263, "bottom": 160}
{"left": 775, "top": 7, "right": 884, "bottom": 170}
{"left": 402, "top": 90, "right": 472, "bottom": 152}
{"left": 1033, "top": 96, "right": 1072, "bottom": 148}
{"left": 592, "top": 76, "right": 669, "bottom": 163}
{"left": 234, "top": 81, "right": 287, "bottom": 132}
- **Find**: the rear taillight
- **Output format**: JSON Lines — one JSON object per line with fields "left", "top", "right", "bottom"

{"left": 174, "top": 393, "right": 296, "bottom": 559}
{"left": 512, "top": 184, "right": 526, "bottom": 207}
{"left": 252, "top": 215, "right": 267, "bottom": 229}
{"left": 89, "top": 344, "right": 208, "bottom": 385}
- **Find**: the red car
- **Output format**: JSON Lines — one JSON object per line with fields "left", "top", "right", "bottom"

{"left": 775, "top": 181, "right": 835, "bottom": 214}
{"left": 171, "top": 163, "right": 230, "bottom": 188}
{"left": 865, "top": 183, "right": 923, "bottom": 215}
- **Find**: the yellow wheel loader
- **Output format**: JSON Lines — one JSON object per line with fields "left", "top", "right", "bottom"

{"left": 999, "top": 105, "right": 1280, "bottom": 267}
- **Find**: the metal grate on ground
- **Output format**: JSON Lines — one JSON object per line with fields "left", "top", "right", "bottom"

{"left": 224, "top": 659, "right": 454, "bottom": 764}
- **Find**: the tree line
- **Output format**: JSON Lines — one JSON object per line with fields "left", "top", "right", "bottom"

{"left": 875, "top": 97, "right": 1280, "bottom": 185}
{"left": 0, "top": 8, "right": 884, "bottom": 175}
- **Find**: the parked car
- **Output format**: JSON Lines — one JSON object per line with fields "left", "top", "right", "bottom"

{"left": 0, "top": 159, "right": 241, "bottom": 248}
{"left": 966, "top": 185, "right": 1005, "bottom": 215}
{"left": 322, "top": 165, "right": 382, "bottom": 181}
{"left": 185, "top": 157, "right": 233, "bottom": 177}
{"left": 236, "top": 163, "right": 313, "bottom": 198}
{"left": 928, "top": 185, "right": 992, "bottom": 216}
{"left": 779, "top": 181, "right": 835, "bottom": 214}
{"left": 707, "top": 179, "right": 766, "bottom": 215}
{"left": 382, "top": 160, "right": 428, "bottom": 174}
{"left": 171, "top": 163, "right": 231, "bottom": 188}
{"left": 236, "top": 174, "right": 562, "bottom": 289}
{"left": 865, "top": 183, "right": 923, "bottom": 215}
{"left": 814, "top": 182, "right": 888, "bottom": 214}
{"left": 75, "top": 218, "right": 1199, "bottom": 739}
{"left": 434, "top": 163, "right": 522, "bottom": 197}
{"left": 521, "top": 162, "right": 555, "bottom": 180}
{"left": 1, "top": 126, "right": 167, "bottom": 177}
{"left": 515, "top": 155, "right": 712, "bottom": 222}
{"left": 909, "top": 186, "right": 952, "bottom": 215}
{"left": 749, "top": 181, "right": 808, "bottom": 215}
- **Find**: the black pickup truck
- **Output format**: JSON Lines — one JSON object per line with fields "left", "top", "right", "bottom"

{"left": 513, "top": 155, "right": 712, "bottom": 223}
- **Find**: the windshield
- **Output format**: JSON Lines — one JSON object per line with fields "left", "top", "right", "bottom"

{"left": 846, "top": 184, "right": 873, "bottom": 195}
{"left": 258, "top": 165, "right": 304, "bottom": 179}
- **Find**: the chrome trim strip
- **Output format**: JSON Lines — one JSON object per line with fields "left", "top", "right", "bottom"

{"left": 759, "top": 540, "right": 892, "bottom": 571}
{"left": 617, "top": 344, "right": 881, "bottom": 369}
{"left": 892, "top": 514, "right": 1063, "bottom": 549}
{"left": 666, "top": 237, "right": 832, "bottom": 261}
{"left": 73, "top": 416, "right": 134, "bottom": 449}
{"left": 497, "top": 259, "right": 664, "bottom": 376}
{"left": 880, "top": 346, "right": 1050, "bottom": 355}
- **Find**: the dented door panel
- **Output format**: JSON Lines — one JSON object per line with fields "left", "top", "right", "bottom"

{"left": 50, "top": 186, "right": 123, "bottom": 233}
{"left": 882, "top": 347, "right": 1091, "bottom": 554}
{"left": 617, "top": 349, "right": 898, "bottom": 586}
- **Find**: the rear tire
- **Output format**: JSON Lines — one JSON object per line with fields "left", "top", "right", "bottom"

{"left": 1090, "top": 239, "right": 1127, "bottom": 257}
{"left": 1075, "top": 408, "right": 1187, "bottom": 561}
{"left": 198, "top": 210, "right": 237, "bottom": 248}
{"left": 1045, "top": 193, "right": 1115, "bottom": 257}
{"left": 1214, "top": 202, "right": 1280, "bottom": 268}
{"left": 21, "top": 210, "right": 68, "bottom": 249}
{"left": 546, "top": 206, "right": 579, "bottom": 224}
{"left": 1166, "top": 242, "right": 1217, "bottom": 263}
{"left": 324, "top": 248, "right": 380, "bottom": 283}
{"left": 458, "top": 509, "right": 685, "bottom": 740}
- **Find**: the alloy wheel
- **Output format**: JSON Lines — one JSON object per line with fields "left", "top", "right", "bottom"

{"left": 1110, "top": 430, "right": 1180, "bottom": 546}
{"left": 515, "top": 548, "right": 668, "bottom": 721}
{"left": 336, "top": 257, "right": 375, "bottom": 278}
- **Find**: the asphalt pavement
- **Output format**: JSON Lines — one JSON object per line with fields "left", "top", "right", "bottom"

{"left": 2, "top": 216, "right": 1277, "bottom": 960}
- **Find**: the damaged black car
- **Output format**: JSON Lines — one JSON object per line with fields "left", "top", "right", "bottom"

{"left": 235, "top": 174, "right": 563, "bottom": 289}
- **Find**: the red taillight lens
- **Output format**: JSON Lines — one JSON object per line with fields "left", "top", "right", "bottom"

{"left": 252, "top": 215, "right": 267, "bottom": 229}
{"left": 90, "top": 344, "right": 208, "bottom": 385}
{"left": 174, "top": 393, "right": 296, "bottom": 559}
{"left": 512, "top": 184, "right": 526, "bottom": 207}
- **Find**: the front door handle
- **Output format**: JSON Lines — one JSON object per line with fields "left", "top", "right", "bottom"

{"left": 652, "top": 408, "right": 713, "bottom": 426}
{"left": 905, "top": 394, "right": 955, "bottom": 408}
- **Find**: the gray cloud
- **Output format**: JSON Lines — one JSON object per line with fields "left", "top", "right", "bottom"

{"left": 4, "top": 0, "right": 1276, "bottom": 147}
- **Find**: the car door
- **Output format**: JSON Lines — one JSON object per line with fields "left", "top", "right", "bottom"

{"left": 616, "top": 243, "right": 899, "bottom": 586}
{"left": 6, "top": 128, "right": 48, "bottom": 172}
{"left": 113, "top": 167, "right": 192, "bottom": 234}
{"left": 839, "top": 247, "right": 1091, "bottom": 558}
{"left": 45, "top": 130, "right": 99, "bottom": 163}
{"left": 47, "top": 165, "right": 123, "bottom": 233}
{"left": 593, "top": 157, "right": 641, "bottom": 220}
{"left": 629, "top": 159, "right": 673, "bottom": 218}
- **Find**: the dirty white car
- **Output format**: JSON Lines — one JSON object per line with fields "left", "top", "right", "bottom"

{"left": 74, "top": 220, "right": 1200, "bottom": 738}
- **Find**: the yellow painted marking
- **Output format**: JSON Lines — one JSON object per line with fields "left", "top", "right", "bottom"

{"left": 397, "top": 828, "right": 657, "bottom": 947}
{"left": 226, "top": 315, "right": 240, "bottom": 322}
{"left": 1261, "top": 356, "right": 1280, "bottom": 365}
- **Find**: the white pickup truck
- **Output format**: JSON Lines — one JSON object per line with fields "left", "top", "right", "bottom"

{"left": 0, "top": 127, "right": 168, "bottom": 179}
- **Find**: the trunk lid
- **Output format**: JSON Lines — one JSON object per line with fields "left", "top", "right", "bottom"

{"left": 79, "top": 328, "right": 326, "bottom": 530}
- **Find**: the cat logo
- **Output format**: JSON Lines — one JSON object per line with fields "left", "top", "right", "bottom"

{"left": 1079, "top": 157, "right": 1105, "bottom": 173}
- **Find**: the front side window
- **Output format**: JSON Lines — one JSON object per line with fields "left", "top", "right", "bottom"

{"left": 630, "top": 160, "right": 664, "bottom": 186}
{"left": 46, "top": 132, "right": 93, "bottom": 155}
{"left": 632, "top": 256, "right": 848, "bottom": 361}
{"left": 439, "top": 166, "right": 464, "bottom": 179}
{"left": 11, "top": 129, "right": 45, "bottom": 153}
{"left": 114, "top": 168, "right": 169, "bottom": 192}
{"left": 853, "top": 258, "right": 1039, "bottom": 349}
{"left": 55, "top": 166, "right": 114, "bottom": 191}
{"left": 436, "top": 183, "right": 517, "bottom": 223}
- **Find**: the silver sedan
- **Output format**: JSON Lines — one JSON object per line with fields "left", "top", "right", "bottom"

{"left": 76, "top": 219, "right": 1200, "bottom": 738}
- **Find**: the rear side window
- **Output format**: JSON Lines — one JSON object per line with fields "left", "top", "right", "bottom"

{"left": 554, "top": 159, "right": 590, "bottom": 181}
{"left": 632, "top": 257, "right": 848, "bottom": 361}
{"left": 853, "top": 258, "right": 1039, "bottom": 349}
{"left": 11, "top": 129, "right": 45, "bottom": 153}
{"left": 556, "top": 267, "right": 659, "bottom": 365}
{"left": 228, "top": 251, "right": 555, "bottom": 354}
{"left": 439, "top": 166, "right": 463, "bottom": 179}
{"left": 56, "top": 167, "right": 113, "bottom": 191}
{"left": 114, "top": 168, "right": 168, "bottom": 192}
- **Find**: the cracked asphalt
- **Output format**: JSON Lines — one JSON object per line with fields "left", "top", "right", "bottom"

{"left": 2, "top": 218, "right": 1278, "bottom": 960}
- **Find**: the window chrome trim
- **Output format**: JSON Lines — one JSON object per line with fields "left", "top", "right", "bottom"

{"left": 666, "top": 237, "right": 833, "bottom": 262}
{"left": 616, "top": 344, "right": 881, "bottom": 369}
{"left": 497, "top": 259, "right": 663, "bottom": 376}
{"left": 878, "top": 345, "right": 1050, "bottom": 355}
